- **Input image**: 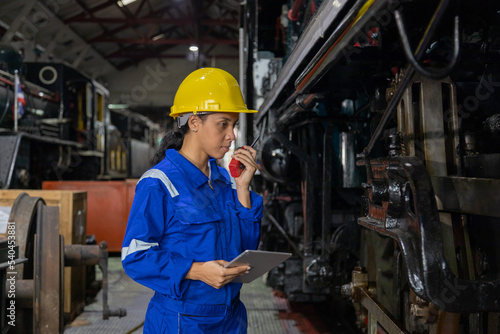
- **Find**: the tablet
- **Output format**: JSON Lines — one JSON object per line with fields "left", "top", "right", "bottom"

{"left": 225, "top": 250, "right": 292, "bottom": 283}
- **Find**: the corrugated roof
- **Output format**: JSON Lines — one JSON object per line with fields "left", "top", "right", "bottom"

{"left": 0, "top": 0, "right": 240, "bottom": 77}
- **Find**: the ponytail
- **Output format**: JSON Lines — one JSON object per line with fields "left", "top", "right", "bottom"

{"left": 150, "top": 114, "right": 209, "bottom": 166}
{"left": 151, "top": 126, "right": 188, "bottom": 166}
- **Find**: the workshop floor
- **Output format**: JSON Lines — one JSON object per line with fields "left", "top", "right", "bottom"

{"left": 64, "top": 256, "right": 300, "bottom": 333}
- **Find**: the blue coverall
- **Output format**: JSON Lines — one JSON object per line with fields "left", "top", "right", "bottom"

{"left": 122, "top": 149, "right": 263, "bottom": 333}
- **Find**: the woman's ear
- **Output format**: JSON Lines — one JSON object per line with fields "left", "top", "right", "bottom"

{"left": 188, "top": 115, "right": 199, "bottom": 132}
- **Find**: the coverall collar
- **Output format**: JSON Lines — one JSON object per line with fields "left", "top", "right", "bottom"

{"left": 165, "top": 149, "right": 231, "bottom": 188}
{"left": 208, "top": 159, "right": 232, "bottom": 185}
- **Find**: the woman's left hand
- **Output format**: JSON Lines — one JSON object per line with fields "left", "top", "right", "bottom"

{"left": 185, "top": 261, "right": 250, "bottom": 289}
{"left": 231, "top": 145, "right": 258, "bottom": 187}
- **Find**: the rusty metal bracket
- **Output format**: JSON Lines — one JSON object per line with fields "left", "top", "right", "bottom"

{"left": 98, "top": 241, "right": 127, "bottom": 319}
{"left": 64, "top": 242, "right": 126, "bottom": 319}
{"left": 358, "top": 156, "right": 500, "bottom": 312}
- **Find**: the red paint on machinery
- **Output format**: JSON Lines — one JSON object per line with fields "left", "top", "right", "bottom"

{"left": 43, "top": 180, "right": 138, "bottom": 252}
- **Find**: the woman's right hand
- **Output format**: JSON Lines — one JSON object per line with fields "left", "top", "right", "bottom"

{"left": 185, "top": 261, "right": 250, "bottom": 289}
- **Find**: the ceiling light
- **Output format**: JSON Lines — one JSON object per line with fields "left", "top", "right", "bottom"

{"left": 108, "top": 104, "right": 129, "bottom": 109}
{"left": 152, "top": 33, "right": 165, "bottom": 41}
{"left": 117, "top": 0, "right": 137, "bottom": 7}
{"left": 189, "top": 45, "right": 199, "bottom": 52}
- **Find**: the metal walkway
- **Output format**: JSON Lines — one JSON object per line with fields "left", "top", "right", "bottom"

{"left": 64, "top": 257, "right": 300, "bottom": 333}
{"left": 242, "top": 276, "right": 301, "bottom": 334}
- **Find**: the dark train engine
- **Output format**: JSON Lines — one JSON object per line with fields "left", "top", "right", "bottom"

{"left": 0, "top": 45, "right": 157, "bottom": 189}
{"left": 254, "top": 0, "right": 500, "bottom": 332}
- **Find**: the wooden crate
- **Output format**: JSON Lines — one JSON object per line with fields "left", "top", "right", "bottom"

{"left": 0, "top": 190, "right": 87, "bottom": 320}
{"left": 43, "top": 180, "right": 139, "bottom": 252}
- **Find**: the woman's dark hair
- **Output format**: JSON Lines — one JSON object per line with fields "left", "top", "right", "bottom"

{"left": 151, "top": 114, "right": 209, "bottom": 166}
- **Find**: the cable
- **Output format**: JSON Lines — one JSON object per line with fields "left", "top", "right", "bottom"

{"left": 396, "top": 11, "right": 460, "bottom": 80}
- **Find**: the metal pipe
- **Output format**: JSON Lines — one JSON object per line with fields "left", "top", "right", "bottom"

{"left": 13, "top": 71, "right": 18, "bottom": 132}
{"left": 361, "top": 67, "right": 415, "bottom": 159}
{"left": 395, "top": 11, "right": 460, "bottom": 80}
{"left": 303, "top": 124, "right": 316, "bottom": 257}
{"left": 321, "top": 124, "right": 334, "bottom": 255}
{"left": 64, "top": 244, "right": 100, "bottom": 267}
{"left": 409, "top": 0, "right": 454, "bottom": 60}
{"left": 97, "top": 241, "right": 127, "bottom": 319}
{"left": 15, "top": 279, "right": 34, "bottom": 308}
{"left": 264, "top": 209, "right": 304, "bottom": 260}
{"left": 270, "top": 132, "right": 310, "bottom": 163}
{"left": 277, "top": 93, "right": 323, "bottom": 126}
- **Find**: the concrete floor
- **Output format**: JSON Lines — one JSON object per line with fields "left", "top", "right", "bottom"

{"left": 64, "top": 257, "right": 152, "bottom": 334}
{"left": 64, "top": 257, "right": 299, "bottom": 333}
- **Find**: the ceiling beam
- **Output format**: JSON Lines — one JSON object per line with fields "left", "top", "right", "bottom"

{"left": 1, "top": 0, "right": 38, "bottom": 43}
{"left": 65, "top": 17, "right": 238, "bottom": 25}
{"left": 115, "top": 0, "right": 154, "bottom": 67}
{"left": 87, "top": 12, "right": 180, "bottom": 43}
{"left": 165, "top": 6, "right": 195, "bottom": 40}
{"left": 134, "top": 0, "right": 148, "bottom": 15}
{"left": 1, "top": 0, "right": 116, "bottom": 73}
{"left": 64, "top": 0, "right": 121, "bottom": 23}
{"left": 74, "top": 0, "right": 133, "bottom": 68}
{"left": 203, "top": 0, "right": 217, "bottom": 12}
{"left": 64, "top": 0, "right": 181, "bottom": 24}
{"left": 92, "top": 38, "right": 238, "bottom": 45}
{"left": 0, "top": 1, "right": 29, "bottom": 17}
{"left": 108, "top": 53, "right": 238, "bottom": 59}
{"left": 72, "top": 44, "right": 92, "bottom": 67}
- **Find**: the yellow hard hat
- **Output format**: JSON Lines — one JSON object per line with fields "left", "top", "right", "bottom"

{"left": 170, "top": 67, "right": 257, "bottom": 119}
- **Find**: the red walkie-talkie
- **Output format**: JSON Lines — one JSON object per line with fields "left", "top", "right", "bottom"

{"left": 229, "top": 135, "right": 260, "bottom": 178}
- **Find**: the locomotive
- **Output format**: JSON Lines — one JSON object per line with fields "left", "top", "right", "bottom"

{"left": 0, "top": 44, "right": 158, "bottom": 189}
{"left": 254, "top": 0, "right": 500, "bottom": 332}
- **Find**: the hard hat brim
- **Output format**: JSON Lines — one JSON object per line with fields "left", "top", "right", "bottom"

{"left": 170, "top": 109, "right": 258, "bottom": 119}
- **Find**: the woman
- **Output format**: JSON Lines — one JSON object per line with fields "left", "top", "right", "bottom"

{"left": 121, "top": 67, "right": 263, "bottom": 333}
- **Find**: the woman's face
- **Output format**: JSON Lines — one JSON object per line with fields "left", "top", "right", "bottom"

{"left": 196, "top": 112, "right": 239, "bottom": 159}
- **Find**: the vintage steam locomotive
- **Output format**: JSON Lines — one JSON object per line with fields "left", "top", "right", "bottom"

{"left": 0, "top": 44, "right": 158, "bottom": 189}
{"left": 254, "top": 0, "right": 500, "bottom": 332}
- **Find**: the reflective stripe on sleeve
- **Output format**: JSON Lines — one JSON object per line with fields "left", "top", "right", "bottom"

{"left": 121, "top": 239, "right": 159, "bottom": 261}
{"left": 139, "top": 169, "right": 179, "bottom": 197}
{"left": 229, "top": 174, "right": 237, "bottom": 189}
